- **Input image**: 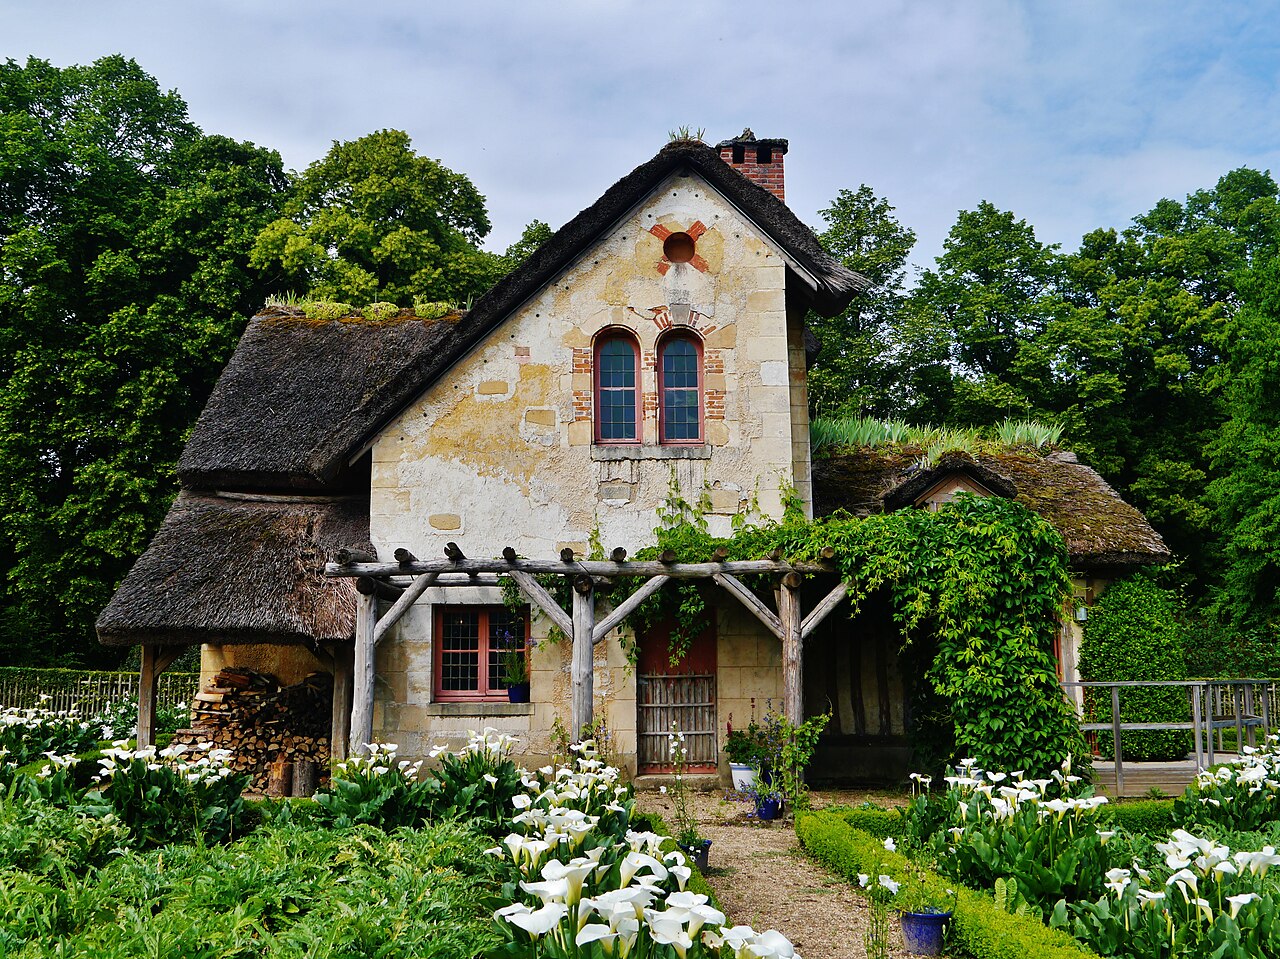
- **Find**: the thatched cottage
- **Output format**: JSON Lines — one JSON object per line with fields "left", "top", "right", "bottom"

{"left": 97, "top": 134, "right": 1168, "bottom": 783}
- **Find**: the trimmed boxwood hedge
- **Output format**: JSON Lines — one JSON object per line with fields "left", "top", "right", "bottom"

{"left": 795, "top": 811, "right": 1097, "bottom": 959}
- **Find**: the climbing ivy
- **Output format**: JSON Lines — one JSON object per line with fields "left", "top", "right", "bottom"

{"left": 617, "top": 493, "right": 1085, "bottom": 777}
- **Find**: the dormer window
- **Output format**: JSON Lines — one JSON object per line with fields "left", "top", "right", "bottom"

{"left": 594, "top": 332, "right": 641, "bottom": 443}
{"left": 658, "top": 333, "right": 702, "bottom": 443}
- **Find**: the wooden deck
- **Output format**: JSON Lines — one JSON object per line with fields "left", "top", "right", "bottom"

{"left": 1090, "top": 755, "right": 1240, "bottom": 799}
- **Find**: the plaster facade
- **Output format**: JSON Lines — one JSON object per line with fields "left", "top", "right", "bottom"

{"left": 364, "top": 172, "right": 808, "bottom": 770}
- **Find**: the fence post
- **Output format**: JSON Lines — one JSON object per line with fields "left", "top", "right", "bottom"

{"left": 1111, "top": 684, "right": 1124, "bottom": 796}
{"left": 1192, "top": 683, "right": 1204, "bottom": 770}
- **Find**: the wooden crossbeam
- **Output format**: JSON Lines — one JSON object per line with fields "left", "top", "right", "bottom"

{"left": 592, "top": 575, "right": 669, "bottom": 644}
{"left": 801, "top": 582, "right": 849, "bottom": 639}
{"left": 372, "top": 571, "right": 440, "bottom": 646}
{"left": 327, "top": 558, "right": 828, "bottom": 579}
{"left": 712, "top": 572, "right": 782, "bottom": 639}
{"left": 507, "top": 569, "right": 573, "bottom": 637}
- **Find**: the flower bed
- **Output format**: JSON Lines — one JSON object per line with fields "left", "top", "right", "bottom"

{"left": 837, "top": 747, "right": 1280, "bottom": 958}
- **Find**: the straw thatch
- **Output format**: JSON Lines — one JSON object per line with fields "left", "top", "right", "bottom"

{"left": 96, "top": 492, "right": 373, "bottom": 647}
{"left": 812, "top": 448, "right": 1171, "bottom": 572}
{"left": 179, "top": 311, "right": 459, "bottom": 493}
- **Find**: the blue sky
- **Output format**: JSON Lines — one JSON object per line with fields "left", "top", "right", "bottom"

{"left": 5, "top": 2, "right": 1280, "bottom": 274}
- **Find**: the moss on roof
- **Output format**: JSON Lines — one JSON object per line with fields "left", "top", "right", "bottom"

{"left": 812, "top": 447, "right": 1170, "bottom": 572}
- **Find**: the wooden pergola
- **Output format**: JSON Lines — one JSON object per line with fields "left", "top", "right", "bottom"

{"left": 322, "top": 545, "right": 851, "bottom": 759}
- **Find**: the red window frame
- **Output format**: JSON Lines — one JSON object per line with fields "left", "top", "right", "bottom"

{"left": 657, "top": 332, "right": 704, "bottom": 444}
{"left": 432, "top": 605, "right": 530, "bottom": 702}
{"left": 593, "top": 331, "right": 642, "bottom": 444}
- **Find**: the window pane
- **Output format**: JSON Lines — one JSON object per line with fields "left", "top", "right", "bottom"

{"left": 598, "top": 339, "right": 636, "bottom": 388}
{"left": 661, "top": 338, "right": 700, "bottom": 441}
{"left": 440, "top": 609, "right": 480, "bottom": 691}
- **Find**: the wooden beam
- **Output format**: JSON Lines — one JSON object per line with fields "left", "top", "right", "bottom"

{"left": 712, "top": 572, "right": 782, "bottom": 639}
{"left": 329, "top": 642, "right": 354, "bottom": 762}
{"left": 349, "top": 590, "right": 377, "bottom": 756}
{"left": 334, "top": 547, "right": 377, "bottom": 566}
{"left": 328, "top": 558, "right": 830, "bottom": 579}
{"left": 373, "top": 571, "right": 440, "bottom": 646}
{"left": 572, "top": 580, "right": 595, "bottom": 741}
{"left": 801, "top": 582, "right": 849, "bottom": 639}
{"left": 592, "top": 575, "right": 669, "bottom": 644}
{"left": 356, "top": 576, "right": 404, "bottom": 601}
{"left": 507, "top": 569, "right": 573, "bottom": 637}
{"left": 780, "top": 578, "right": 803, "bottom": 725}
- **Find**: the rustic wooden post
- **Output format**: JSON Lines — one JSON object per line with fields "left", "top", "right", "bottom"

{"left": 780, "top": 572, "right": 803, "bottom": 725}
{"left": 138, "top": 645, "right": 160, "bottom": 749}
{"left": 329, "top": 642, "right": 354, "bottom": 762}
{"left": 571, "top": 575, "right": 595, "bottom": 741}
{"left": 267, "top": 760, "right": 293, "bottom": 798}
{"left": 137, "top": 645, "right": 183, "bottom": 748}
{"left": 349, "top": 589, "right": 378, "bottom": 755}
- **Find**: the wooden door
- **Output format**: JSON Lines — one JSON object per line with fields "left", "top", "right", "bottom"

{"left": 636, "top": 619, "right": 717, "bottom": 773}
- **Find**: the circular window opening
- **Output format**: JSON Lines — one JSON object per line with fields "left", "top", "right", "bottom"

{"left": 663, "top": 231, "right": 696, "bottom": 264}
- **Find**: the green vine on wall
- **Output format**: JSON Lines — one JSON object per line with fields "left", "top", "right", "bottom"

{"left": 505, "top": 482, "right": 1085, "bottom": 776}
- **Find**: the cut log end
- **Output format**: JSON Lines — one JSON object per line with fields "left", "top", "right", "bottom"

{"left": 610, "top": 546, "right": 628, "bottom": 562}
{"left": 502, "top": 546, "right": 519, "bottom": 563}
{"left": 560, "top": 547, "right": 576, "bottom": 564}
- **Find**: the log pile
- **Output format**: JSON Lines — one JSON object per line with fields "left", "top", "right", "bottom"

{"left": 172, "top": 667, "right": 332, "bottom": 793}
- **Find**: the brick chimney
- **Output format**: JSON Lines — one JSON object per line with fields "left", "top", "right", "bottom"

{"left": 717, "top": 129, "right": 789, "bottom": 202}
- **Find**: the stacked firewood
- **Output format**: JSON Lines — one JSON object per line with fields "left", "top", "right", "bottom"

{"left": 171, "top": 667, "right": 332, "bottom": 793}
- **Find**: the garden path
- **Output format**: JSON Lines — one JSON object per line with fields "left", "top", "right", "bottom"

{"left": 641, "top": 788, "right": 919, "bottom": 959}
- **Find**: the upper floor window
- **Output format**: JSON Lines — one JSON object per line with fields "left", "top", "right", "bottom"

{"left": 659, "top": 334, "right": 702, "bottom": 443}
{"left": 434, "top": 605, "right": 528, "bottom": 702}
{"left": 594, "top": 332, "right": 640, "bottom": 443}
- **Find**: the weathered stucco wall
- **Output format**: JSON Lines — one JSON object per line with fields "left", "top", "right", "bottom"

{"left": 369, "top": 172, "right": 806, "bottom": 558}
{"left": 363, "top": 172, "right": 807, "bottom": 765}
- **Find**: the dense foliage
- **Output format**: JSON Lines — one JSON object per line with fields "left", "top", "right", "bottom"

{"left": 0, "top": 56, "right": 289, "bottom": 666}
{"left": 1078, "top": 574, "right": 1192, "bottom": 760}
{"left": 625, "top": 492, "right": 1083, "bottom": 778}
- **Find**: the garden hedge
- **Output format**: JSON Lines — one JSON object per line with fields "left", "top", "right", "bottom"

{"left": 1078, "top": 575, "right": 1191, "bottom": 761}
{"left": 830, "top": 806, "right": 903, "bottom": 838}
{"left": 795, "top": 811, "right": 1097, "bottom": 959}
{"left": 1098, "top": 798, "right": 1176, "bottom": 835}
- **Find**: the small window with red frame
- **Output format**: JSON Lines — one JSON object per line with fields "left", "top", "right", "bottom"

{"left": 595, "top": 333, "right": 641, "bottom": 443}
{"left": 658, "top": 334, "right": 702, "bottom": 443}
{"left": 434, "top": 605, "right": 528, "bottom": 701}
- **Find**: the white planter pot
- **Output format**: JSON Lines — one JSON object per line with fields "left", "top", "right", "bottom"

{"left": 729, "top": 763, "right": 756, "bottom": 791}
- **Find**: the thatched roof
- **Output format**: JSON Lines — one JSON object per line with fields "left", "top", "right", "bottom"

{"left": 812, "top": 448, "right": 1171, "bottom": 572}
{"left": 179, "top": 311, "right": 460, "bottom": 493}
{"left": 183, "top": 141, "right": 866, "bottom": 493}
{"left": 96, "top": 492, "right": 372, "bottom": 647}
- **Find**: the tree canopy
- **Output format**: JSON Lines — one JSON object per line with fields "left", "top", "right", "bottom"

{"left": 250, "top": 129, "right": 503, "bottom": 306}
{"left": 0, "top": 56, "right": 290, "bottom": 665}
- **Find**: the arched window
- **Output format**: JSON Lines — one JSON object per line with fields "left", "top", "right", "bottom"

{"left": 594, "top": 332, "right": 640, "bottom": 443}
{"left": 658, "top": 334, "right": 702, "bottom": 443}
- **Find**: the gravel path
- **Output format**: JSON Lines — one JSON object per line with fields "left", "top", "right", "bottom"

{"left": 640, "top": 788, "right": 918, "bottom": 959}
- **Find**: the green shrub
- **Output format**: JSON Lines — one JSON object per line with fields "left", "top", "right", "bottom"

{"left": 832, "top": 805, "right": 904, "bottom": 839}
{"left": 1097, "top": 798, "right": 1176, "bottom": 835}
{"left": 1079, "top": 574, "right": 1192, "bottom": 761}
{"left": 300, "top": 300, "right": 354, "bottom": 320}
{"left": 364, "top": 300, "right": 400, "bottom": 321}
{"left": 413, "top": 298, "right": 451, "bottom": 319}
{"left": 796, "top": 812, "right": 1096, "bottom": 959}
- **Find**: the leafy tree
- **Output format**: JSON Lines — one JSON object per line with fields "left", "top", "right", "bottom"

{"left": 808, "top": 186, "right": 919, "bottom": 417}
{"left": 500, "top": 219, "right": 553, "bottom": 271}
{"left": 251, "top": 129, "right": 500, "bottom": 305}
{"left": 1207, "top": 254, "right": 1280, "bottom": 630}
{"left": 910, "top": 201, "right": 1067, "bottom": 426}
{"left": 0, "top": 56, "right": 288, "bottom": 665}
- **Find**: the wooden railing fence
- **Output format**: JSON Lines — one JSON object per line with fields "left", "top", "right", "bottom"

{"left": 0, "top": 668, "right": 199, "bottom": 716}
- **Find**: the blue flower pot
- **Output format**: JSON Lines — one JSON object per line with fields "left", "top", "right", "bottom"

{"left": 506, "top": 682, "right": 530, "bottom": 704}
{"left": 756, "top": 797, "right": 782, "bottom": 820}
{"left": 900, "top": 910, "right": 950, "bottom": 955}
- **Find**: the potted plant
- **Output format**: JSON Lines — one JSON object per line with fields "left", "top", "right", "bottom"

{"left": 500, "top": 648, "right": 529, "bottom": 703}
{"left": 894, "top": 871, "right": 955, "bottom": 956}
{"left": 724, "top": 715, "right": 769, "bottom": 790}
{"left": 748, "top": 775, "right": 785, "bottom": 821}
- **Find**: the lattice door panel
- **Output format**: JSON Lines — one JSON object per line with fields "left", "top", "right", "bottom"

{"left": 637, "top": 674, "right": 717, "bottom": 772}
